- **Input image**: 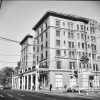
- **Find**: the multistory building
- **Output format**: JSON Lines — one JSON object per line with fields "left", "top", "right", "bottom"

{"left": 12, "top": 34, "right": 36, "bottom": 90}
{"left": 12, "top": 11, "right": 100, "bottom": 91}
{"left": 33, "top": 11, "right": 100, "bottom": 90}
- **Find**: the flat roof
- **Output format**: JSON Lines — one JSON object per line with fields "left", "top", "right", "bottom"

{"left": 20, "top": 34, "right": 33, "bottom": 45}
{"left": 32, "top": 10, "right": 89, "bottom": 31}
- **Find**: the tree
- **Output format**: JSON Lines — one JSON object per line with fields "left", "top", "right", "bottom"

{"left": 0, "top": 67, "right": 14, "bottom": 86}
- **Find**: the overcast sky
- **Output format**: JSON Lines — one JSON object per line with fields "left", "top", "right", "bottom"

{"left": 0, "top": 1, "right": 100, "bottom": 70}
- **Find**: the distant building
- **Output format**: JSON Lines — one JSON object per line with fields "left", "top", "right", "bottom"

{"left": 12, "top": 11, "right": 100, "bottom": 91}
{"left": 12, "top": 34, "right": 36, "bottom": 90}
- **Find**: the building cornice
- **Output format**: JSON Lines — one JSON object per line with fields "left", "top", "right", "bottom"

{"left": 20, "top": 34, "right": 33, "bottom": 45}
{"left": 32, "top": 10, "right": 89, "bottom": 31}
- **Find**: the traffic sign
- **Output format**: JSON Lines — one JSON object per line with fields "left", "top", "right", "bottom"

{"left": 80, "top": 56, "right": 89, "bottom": 64}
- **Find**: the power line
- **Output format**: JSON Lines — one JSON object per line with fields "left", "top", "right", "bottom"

{"left": 0, "top": 35, "right": 100, "bottom": 64}
{"left": 0, "top": 36, "right": 20, "bottom": 43}
{"left": 0, "top": 53, "right": 20, "bottom": 56}
{"left": 0, "top": 61, "right": 18, "bottom": 63}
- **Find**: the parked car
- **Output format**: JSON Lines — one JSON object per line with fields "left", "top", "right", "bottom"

{"left": 66, "top": 86, "right": 79, "bottom": 92}
{"left": 67, "top": 87, "right": 73, "bottom": 92}
{"left": 3, "top": 86, "right": 11, "bottom": 90}
{"left": 73, "top": 86, "right": 79, "bottom": 92}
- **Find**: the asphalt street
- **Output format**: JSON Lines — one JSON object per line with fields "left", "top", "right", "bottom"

{"left": 0, "top": 89, "right": 99, "bottom": 100}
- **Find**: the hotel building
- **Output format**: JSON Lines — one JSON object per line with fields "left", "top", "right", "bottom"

{"left": 12, "top": 11, "right": 100, "bottom": 91}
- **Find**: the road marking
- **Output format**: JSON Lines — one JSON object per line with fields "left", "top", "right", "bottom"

{"left": 16, "top": 98, "right": 23, "bottom": 100}
{"left": 17, "top": 94, "right": 24, "bottom": 97}
{"left": 27, "top": 93, "right": 57, "bottom": 100}
{"left": 0, "top": 95, "right": 4, "bottom": 97}
{"left": 7, "top": 94, "right": 13, "bottom": 97}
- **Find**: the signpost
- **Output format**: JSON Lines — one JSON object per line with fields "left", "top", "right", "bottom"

{"left": 80, "top": 55, "right": 89, "bottom": 95}
{"left": 80, "top": 56, "right": 89, "bottom": 64}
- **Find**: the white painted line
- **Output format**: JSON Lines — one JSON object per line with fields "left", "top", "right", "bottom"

{"left": 17, "top": 94, "right": 24, "bottom": 97}
{"left": 0, "top": 95, "right": 4, "bottom": 97}
{"left": 16, "top": 98, "right": 23, "bottom": 100}
{"left": 27, "top": 93, "right": 57, "bottom": 100}
{"left": 7, "top": 94, "right": 13, "bottom": 97}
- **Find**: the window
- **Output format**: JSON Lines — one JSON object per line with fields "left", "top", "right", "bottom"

{"left": 82, "top": 52, "right": 85, "bottom": 56}
{"left": 69, "top": 62, "right": 75, "bottom": 70}
{"left": 87, "top": 27, "right": 88, "bottom": 31}
{"left": 92, "top": 54, "right": 96, "bottom": 60}
{"left": 37, "top": 39, "right": 39, "bottom": 44}
{"left": 96, "top": 64, "right": 99, "bottom": 71}
{"left": 68, "top": 22, "right": 73, "bottom": 29}
{"left": 46, "top": 31, "right": 48, "bottom": 38}
{"left": 41, "top": 53, "right": 43, "bottom": 59}
{"left": 56, "top": 20, "right": 60, "bottom": 27}
{"left": 91, "top": 36, "right": 95, "bottom": 42}
{"left": 45, "top": 22, "right": 48, "bottom": 28}
{"left": 41, "top": 44, "right": 43, "bottom": 51}
{"left": 91, "top": 44, "right": 96, "bottom": 51}
{"left": 41, "top": 34, "right": 43, "bottom": 42}
{"left": 63, "top": 31, "right": 65, "bottom": 35}
{"left": 45, "top": 51, "right": 48, "bottom": 58}
{"left": 84, "top": 25, "right": 86, "bottom": 31}
{"left": 37, "top": 30, "right": 39, "bottom": 36}
{"left": 37, "top": 56, "right": 38, "bottom": 62}
{"left": 72, "top": 42, "right": 74, "bottom": 48}
{"left": 56, "top": 40, "right": 60, "bottom": 46}
{"left": 82, "top": 43, "right": 84, "bottom": 49}
{"left": 64, "top": 41, "right": 66, "bottom": 45}
{"left": 68, "top": 32, "right": 74, "bottom": 38}
{"left": 46, "top": 41, "right": 48, "bottom": 48}
{"left": 45, "top": 61, "right": 48, "bottom": 68}
{"left": 56, "top": 50, "right": 61, "bottom": 56}
{"left": 77, "top": 24, "right": 79, "bottom": 30}
{"left": 69, "top": 51, "right": 74, "bottom": 57}
{"left": 64, "top": 50, "right": 66, "bottom": 55}
{"left": 41, "top": 25, "right": 43, "bottom": 32}
{"left": 68, "top": 42, "right": 74, "bottom": 48}
{"left": 63, "top": 22, "right": 65, "bottom": 26}
{"left": 56, "top": 30, "right": 60, "bottom": 37}
{"left": 93, "top": 64, "right": 95, "bottom": 71}
{"left": 33, "top": 54, "right": 35, "bottom": 59}
{"left": 37, "top": 47, "right": 39, "bottom": 53}
{"left": 33, "top": 61, "right": 35, "bottom": 64}
{"left": 33, "top": 47, "right": 35, "bottom": 52}
{"left": 78, "top": 42, "right": 80, "bottom": 48}
{"left": 57, "top": 61, "right": 61, "bottom": 69}
{"left": 79, "top": 52, "right": 81, "bottom": 57}
{"left": 81, "top": 25, "right": 83, "bottom": 30}
{"left": 81, "top": 34, "right": 84, "bottom": 39}
{"left": 77, "top": 33, "right": 80, "bottom": 39}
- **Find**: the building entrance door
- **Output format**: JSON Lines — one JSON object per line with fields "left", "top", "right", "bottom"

{"left": 55, "top": 73, "right": 63, "bottom": 89}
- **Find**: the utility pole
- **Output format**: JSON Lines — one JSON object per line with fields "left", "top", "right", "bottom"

{"left": 77, "top": 51, "right": 80, "bottom": 95}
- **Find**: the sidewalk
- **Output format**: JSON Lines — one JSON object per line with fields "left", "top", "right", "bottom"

{"left": 37, "top": 90, "right": 100, "bottom": 100}
{"left": 19, "top": 89, "right": 100, "bottom": 100}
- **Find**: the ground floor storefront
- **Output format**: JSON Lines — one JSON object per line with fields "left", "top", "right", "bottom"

{"left": 12, "top": 69, "right": 100, "bottom": 91}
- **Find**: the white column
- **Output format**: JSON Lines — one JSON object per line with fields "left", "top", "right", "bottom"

{"left": 35, "top": 64, "right": 39, "bottom": 91}
{"left": 22, "top": 77, "right": 23, "bottom": 89}
{"left": 12, "top": 77, "right": 14, "bottom": 89}
{"left": 23, "top": 76, "right": 25, "bottom": 90}
{"left": 31, "top": 74, "right": 33, "bottom": 90}
{"left": 19, "top": 77, "right": 20, "bottom": 89}
{"left": 35, "top": 71, "right": 38, "bottom": 91}
{"left": 27, "top": 75, "right": 29, "bottom": 90}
